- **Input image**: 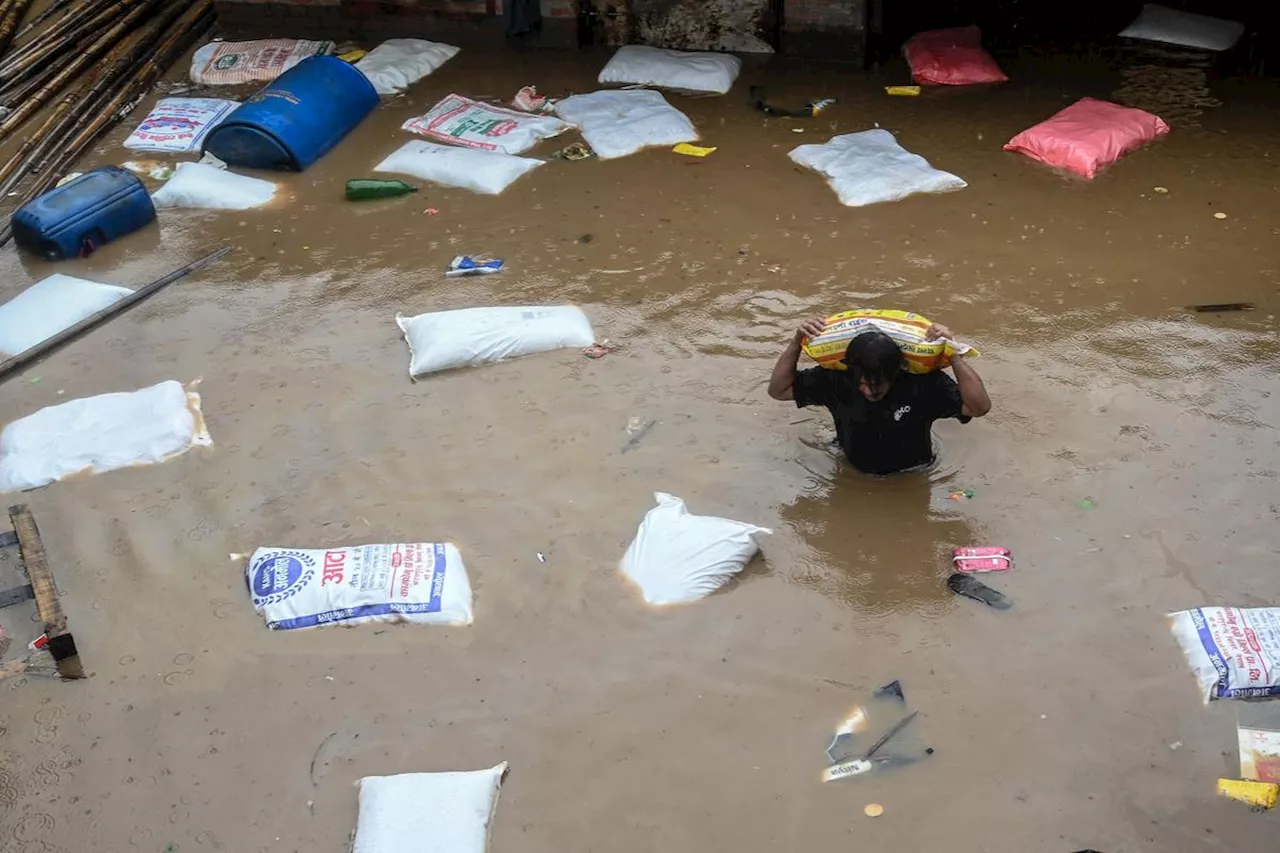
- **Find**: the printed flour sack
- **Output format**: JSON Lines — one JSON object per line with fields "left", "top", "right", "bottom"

{"left": 246, "top": 543, "right": 474, "bottom": 630}
{"left": 1169, "top": 607, "right": 1280, "bottom": 701}
{"left": 403, "top": 93, "right": 569, "bottom": 154}
{"left": 124, "top": 97, "right": 238, "bottom": 153}
{"left": 802, "top": 309, "right": 978, "bottom": 374}
{"left": 189, "top": 38, "right": 333, "bottom": 85}
{"left": 621, "top": 493, "right": 771, "bottom": 606}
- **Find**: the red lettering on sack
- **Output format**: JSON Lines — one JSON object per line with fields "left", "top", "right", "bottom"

{"left": 321, "top": 550, "right": 345, "bottom": 585}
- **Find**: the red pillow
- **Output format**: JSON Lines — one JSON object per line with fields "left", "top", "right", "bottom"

{"left": 1004, "top": 97, "right": 1170, "bottom": 179}
{"left": 903, "top": 26, "right": 1008, "bottom": 86}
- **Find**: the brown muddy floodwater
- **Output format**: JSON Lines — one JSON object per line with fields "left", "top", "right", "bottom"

{"left": 1, "top": 42, "right": 1279, "bottom": 853}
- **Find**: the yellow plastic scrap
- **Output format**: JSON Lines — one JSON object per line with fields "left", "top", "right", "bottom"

{"left": 338, "top": 49, "right": 367, "bottom": 64}
{"left": 885, "top": 86, "right": 922, "bottom": 96}
{"left": 672, "top": 143, "right": 717, "bottom": 157}
{"left": 1217, "top": 778, "right": 1279, "bottom": 810}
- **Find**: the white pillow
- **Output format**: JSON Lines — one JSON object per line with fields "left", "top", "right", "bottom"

{"left": 621, "top": 492, "right": 771, "bottom": 605}
{"left": 356, "top": 38, "right": 460, "bottom": 95}
{"left": 375, "top": 140, "right": 543, "bottom": 194}
{"left": 1119, "top": 4, "right": 1244, "bottom": 52}
{"left": 353, "top": 764, "right": 507, "bottom": 853}
{"left": 553, "top": 90, "right": 697, "bottom": 159}
{"left": 0, "top": 380, "right": 211, "bottom": 492}
{"left": 397, "top": 305, "right": 594, "bottom": 377}
{"left": 598, "top": 44, "right": 741, "bottom": 95}
{"left": 0, "top": 274, "right": 132, "bottom": 356}
{"left": 789, "top": 130, "right": 967, "bottom": 207}
{"left": 151, "top": 162, "right": 277, "bottom": 210}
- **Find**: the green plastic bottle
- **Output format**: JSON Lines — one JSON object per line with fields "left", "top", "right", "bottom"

{"left": 345, "top": 179, "right": 417, "bottom": 201}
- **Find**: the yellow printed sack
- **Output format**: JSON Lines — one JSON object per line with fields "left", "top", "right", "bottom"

{"left": 801, "top": 309, "right": 978, "bottom": 374}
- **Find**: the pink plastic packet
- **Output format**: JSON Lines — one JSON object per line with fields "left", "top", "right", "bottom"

{"left": 953, "top": 546, "right": 1012, "bottom": 573}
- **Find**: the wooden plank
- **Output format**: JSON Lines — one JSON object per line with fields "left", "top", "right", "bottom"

{"left": 8, "top": 504, "right": 64, "bottom": 636}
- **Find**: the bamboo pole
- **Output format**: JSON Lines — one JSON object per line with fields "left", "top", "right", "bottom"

{"left": 0, "top": 27, "right": 144, "bottom": 187}
{"left": 0, "top": 246, "right": 232, "bottom": 385}
{"left": 0, "top": 0, "right": 37, "bottom": 58}
{"left": 0, "top": 1, "right": 211, "bottom": 245}
{"left": 13, "top": 0, "right": 76, "bottom": 44}
{"left": 5, "top": 0, "right": 188, "bottom": 180}
{"left": 0, "top": 0, "right": 160, "bottom": 140}
{"left": 0, "top": 45, "right": 75, "bottom": 106}
{"left": 0, "top": 0, "right": 131, "bottom": 82}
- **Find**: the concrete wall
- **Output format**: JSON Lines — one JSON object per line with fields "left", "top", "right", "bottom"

{"left": 783, "top": 0, "right": 866, "bottom": 62}
{"left": 213, "top": 0, "right": 579, "bottom": 45}
{"left": 213, "top": 0, "right": 866, "bottom": 60}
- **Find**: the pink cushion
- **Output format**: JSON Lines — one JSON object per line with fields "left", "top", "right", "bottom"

{"left": 903, "top": 26, "right": 1008, "bottom": 86}
{"left": 1004, "top": 97, "right": 1170, "bottom": 179}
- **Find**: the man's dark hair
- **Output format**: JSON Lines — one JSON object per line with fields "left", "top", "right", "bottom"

{"left": 841, "top": 330, "right": 904, "bottom": 387}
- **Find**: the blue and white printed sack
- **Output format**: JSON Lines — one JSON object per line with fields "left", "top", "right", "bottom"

{"left": 246, "top": 543, "right": 474, "bottom": 630}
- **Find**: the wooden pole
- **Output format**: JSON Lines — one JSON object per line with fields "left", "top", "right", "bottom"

{"left": 30, "top": 2, "right": 209, "bottom": 181}
{"left": 0, "top": 1, "right": 210, "bottom": 244}
{"left": 0, "top": 28, "right": 142, "bottom": 187}
{"left": 0, "top": 0, "right": 37, "bottom": 58}
{"left": 0, "top": 246, "right": 232, "bottom": 385}
{"left": 0, "top": 0, "right": 134, "bottom": 83}
{"left": 0, "top": 0, "right": 158, "bottom": 139}
{"left": 12, "top": 0, "right": 76, "bottom": 44}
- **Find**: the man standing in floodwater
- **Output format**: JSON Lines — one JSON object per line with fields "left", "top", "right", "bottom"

{"left": 768, "top": 319, "right": 991, "bottom": 475}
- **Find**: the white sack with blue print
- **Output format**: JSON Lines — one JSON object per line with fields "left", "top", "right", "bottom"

{"left": 245, "top": 543, "right": 474, "bottom": 630}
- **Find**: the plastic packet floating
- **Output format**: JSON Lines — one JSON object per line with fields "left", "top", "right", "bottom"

{"left": 446, "top": 256, "right": 504, "bottom": 278}
{"left": 953, "top": 546, "right": 1011, "bottom": 573}
{"left": 824, "top": 680, "right": 928, "bottom": 783}
{"left": 1217, "top": 778, "right": 1278, "bottom": 810}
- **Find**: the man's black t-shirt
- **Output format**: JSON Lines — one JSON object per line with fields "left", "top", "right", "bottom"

{"left": 793, "top": 367, "right": 970, "bottom": 475}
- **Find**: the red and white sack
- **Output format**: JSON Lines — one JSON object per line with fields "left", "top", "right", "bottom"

{"left": 124, "top": 97, "right": 238, "bottom": 153}
{"left": 1169, "top": 607, "right": 1280, "bottom": 702}
{"left": 189, "top": 39, "right": 334, "bottom": 86}
{"left": 402, "top": 94, "right": 570, "bottom": 155}
{"left": 1004, "top": 97, "right": 1169, "bottom": 179}
{"left": 903, "top": 26, "right": 1007, "bottom": 86}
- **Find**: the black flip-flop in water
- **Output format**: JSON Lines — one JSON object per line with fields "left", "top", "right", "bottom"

{"left": 749, "top": 85, "right": 833, "bottom": 118}
{"left": 947, "top": 573, "right": 1012, "bottom": 610}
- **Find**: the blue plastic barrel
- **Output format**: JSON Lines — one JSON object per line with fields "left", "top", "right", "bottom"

{"left": 202, "top": 56, "right": 378, "bottom": 171}
{"left": 12, "top": 166, "right": 155, "bottom": 260}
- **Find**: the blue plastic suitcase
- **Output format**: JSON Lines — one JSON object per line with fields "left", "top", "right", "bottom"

{"left": 12, "top": 166, "right": 156, "bottom": 260}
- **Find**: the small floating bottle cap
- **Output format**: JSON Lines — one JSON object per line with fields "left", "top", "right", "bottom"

{"left": 864, "top": 803, "right": 884, "bottom": 817}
